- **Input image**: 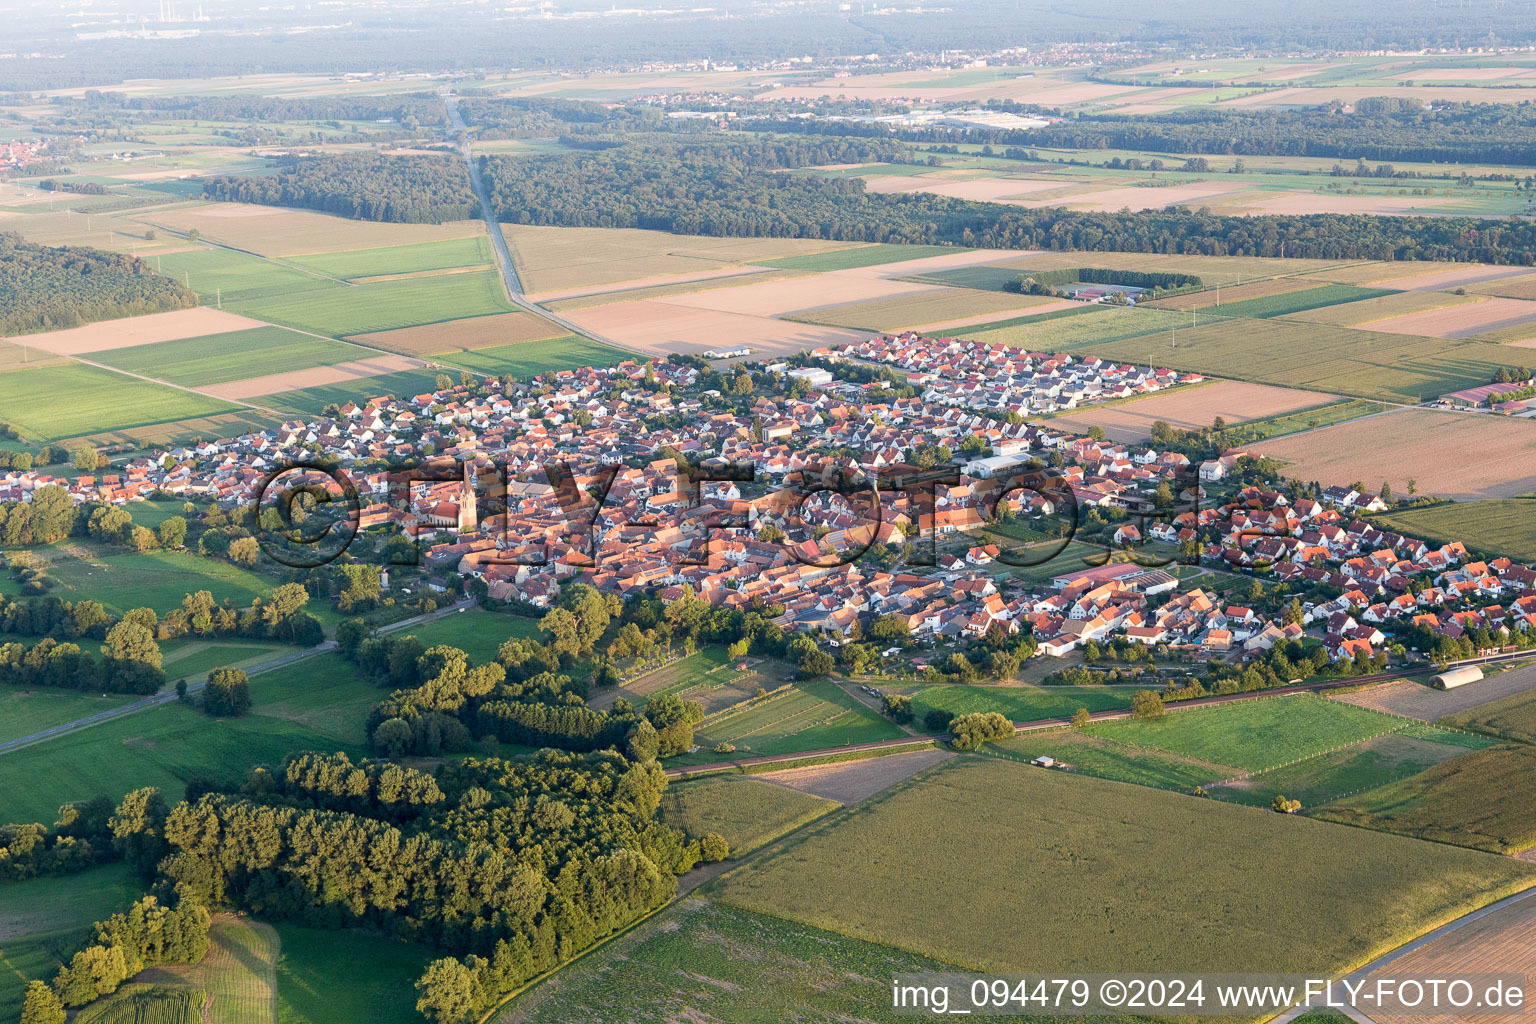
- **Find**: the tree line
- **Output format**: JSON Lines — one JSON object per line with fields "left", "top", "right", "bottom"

{"left": 203, "top": 153, "right": 477, "bottom": 225}
{"left": 0, "top": 233, "right": 195, "bottom": 337}
{"left": 479, "top": 136, "right": 1536, "bottom": 263}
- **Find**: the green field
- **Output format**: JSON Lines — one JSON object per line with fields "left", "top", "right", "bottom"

{"left": 900, "top": 265, "right": 1032, "bottom": 292}
{"left": 161, "top": 639, "right": 301, "bottom": 686}
{"left": 752, "top": 244, "right": 957, "bottom": 272}
{"left": 74, "top": 984, "right": 203, "bottom": 1024}
{"left": 148, "top": 247, "right": 343, "bottom": 303}
{"left": 259, "top": 368, "right": 461, "bottom": 415}
{"left": 1225, "top": 398, "right": 1389, "bottom": 443}
{"left": 141, "top": 916, "right": 276, "bottom": 1024}
{"left": 1208, "top": 727, "right": 1495, "bottom": 809}
{"left": 0, "top": 363, "right": 237, "bottom": 441}
{"left": 447, "top": 337, "right": 632, "bottom": 378}
{"left": 247, "top": 651, "right": 381, "bottom": 746}
{"left": 967, "top": 305, "right": 1187, "bottom": 351}
{"left": 43, "top": 547, "right": 328, "bottom": 621}
{"left": 1314, "top": 744, "right": 1536, "bottom": 853}
{"left": 384, "top": 609, "right": 540, "bottom": 666}
{"left": 274, "top": 923, "right": 436, "bottom": 1024}
{"left": 1373, "top": 498, "right": 1536, "bottom": 563}
{"left": 0, "top": 688, "right": 136, "bottom": 744}
{"left": 94, "top": 326, "right": 363, "bottom": 387}
{"left": 911, "top": 684, "right": 1129, "bottom": 725}
{"left": 1192, "top": 285, "right": 1398, "bottom": 319}
{"left": 231, "top": 270, "right": 514, "bottom": 338}
{"left": 713, "top": 757, "right": 1536, "bottom": 976}
{"left": 658, "top": 775, "right": 838, "bottom": 855}
{"left": 0, "top": 695, "right": 363, "bottom": 823}
{"left": 284, "top": 236, "right": 494, "bottom": 280}
{"left": 1086, "top": 696, "right": 1405, "bottom": 773}
{"left": 692, "top": 682, "right": 903, "bottom": 759}
{"left": 989, "top": 728, "right": 1236, "bottom": 789}
{"left": 501, "top": 898, "right": 982, "bottom": 1024}
{"left": 1444, "top": 688, "right": 1536, "bottom": 743}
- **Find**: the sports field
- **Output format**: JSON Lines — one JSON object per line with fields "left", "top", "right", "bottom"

{"left": 713, "top": 757, "right": 1536, "bottom": 975}
{"left": 1085, "top": 695, "right": 1404, "bottom": 772}
{"left": 1314, "top": 745, "right": 1536, "bottom": 854}
{"left": 94, "top": 325, "right": 362, "bottom": 387}
{"left": 659, "top": 774, "right": 838, "bottom": 854}
{"left": 230, "top": 269, "right": 514, "bottom": 338}
{"left": 0, "top": 362, "right": 237, "bottom": 440}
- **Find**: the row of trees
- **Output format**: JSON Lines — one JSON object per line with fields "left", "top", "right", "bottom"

{"left": 0, "top": 233, "right": 195, "bottom": 336}
{"left": 479, "top": 135, "right": 1536, "bottom": 263}
{"left": 202, "top": 153, "right": 477, "bottom": 224}
{"left": 0, "top": 614, "right": 165, "bottom": 694}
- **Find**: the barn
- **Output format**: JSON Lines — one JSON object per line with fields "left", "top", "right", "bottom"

{"left": 1432, "top": 666, "right": 1483, "bottom": 690}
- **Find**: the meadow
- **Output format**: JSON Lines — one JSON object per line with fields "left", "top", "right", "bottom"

{"left": 0, "top": 363, "right": 237, "bottom": 441}
{"left": 0, "top": 688, "right": 135, "bottom": 745}
{"left": 1314, "top": 744, "right": 1536, "bottom": 854}
{"left": 1084, "top": 695, "right": 1405, "bottom": 773}
{"left": 230, "top": 270, "right": 514, "bottom": 338}
{"left": 284, "top": 236, "right": 494, "bottom": 280}
{"left": 713, "top": 757, "right": 1536, "bottom": 976}
{"left": 141, "top": 916, "right": 276, "bottom": 1024}
{"left": 446, "top": 337, "right": 632, "bottom": 378}
{"left": 394, "top": 609, "right": 541, "bottom": 665}
{"left": 988, "top": 728, "right": 1235, "bottom": 789}
{"left": 658, "top": 775, "right": 839, "bottom": 854}
{"left": 691, "top": 681, "right": 903, "bottom": 759}
{"left": 1373, "top": 498, "right": 1536, "bottom": 563}
{"left": 94, "top": 326, "right": 363, "bottom": 387}
{"left": 910, "top": 684, "right": 1129, "bottom": 725}
{"left": 1444, "top": 688, "right": 1536, "bottom": 744}
{"left": 273, "top": 924, "right": 437, "bottom": 1024}
{"left": 247, "top": 650, "right": 385, "bottom": 746}
{"left": 42, "top": 547, "right": 319, "bottom": 620}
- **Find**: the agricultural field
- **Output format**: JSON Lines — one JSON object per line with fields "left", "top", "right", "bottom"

{"left": 259, "top": 367, "right": 460, "bottom": 416}
{"left": 658, "top": 774, "right": 838, "bottom": 854}
{"left": 229, "top": 269, "right": 514, "bottom": 338}
{"left": 1468, "top": 270, "right": 1536, "bottom": 301}
{"left": 968, "top": 304, "right": 1187, "bottom": 350}
{"left": 560, "top": 298, "right": 866, "bottom": 361}
{"left": 140, "top": 916, "right": 276, "bottom": 1024}
{"left": 1314, "top": 745, "right": 1536, "bottom": 854}
{"left": 145, "top": 246, "right": 344, "bottom": 303}
{"left": 1284, "top": 289, "right": 1483, "bottom": 327}
{"left": 787, "top": 287, "right": 1055, "bottom": 333}
{"left": 93, "top": 326, "right": 364, "bottom": 388}
{"left": 1145, "top": 277, "right": 1319, "bottom": 311}
{"left": 446, "top": 337, "right": 631, "bottom": 378}
{"left": 13, "top": 307, "right": 269, "bottom": 357}
{"left": 1254, "top": 408, "right": 1536, "bottom": 501}
{"left": 1335, "top": 669, "right": 1536, "bottom": 721}
{"left": 611, "top": 646, "right": 768, "bottom": 713}
{"left": 1047, "top": 380, "right": 1338, "bottom": 442}
{"left": 1365, "top": 296, "right": 1536, "bottom": 340}
{"left": 394, "top": 609, "right": 541, "bottom": 665}
{"left": 753, "top": 243, "right": 961, "bottom": 272}
{"left": 910, "top": 684, "right": 1129, "bottom": 725}
{"left": 1084, "top": 695, "right": 1404, "bottom": 772}
{"left": 136, "top": 204, "right": 484, "bottom": 257}
{"left": 74, "top": 984, "right": 203, "bottom": 1024}
{"left": 989, "top": 728, "right": 1236, "bottom": 790}
{"left": 1208, "top": 726, "right": 1495, "bottom": 809}
{"left": 1445, "top": 688, "right": 1536, "bottom": 744}
{"left": 691, "top": 681, "right": 904, "bottom": 759}
{"left": 352, "top": 311, "right": 570, "bottom": 357}
{"left": 500, "top": 898, "right": 979, "bottom": 1024}
{"left": 284, "top": 236, "right": 494, "bottom": 280}
{"left": 1372, "top": 498, "right": 1536, "bottom": 563}
{"left": 0, "top": 362, "right": 238, "bottom": 441}
{"left": 273, "top": 924, "right": 437, "bottom": 1024}
{"left": 751, "top": 747, "right": 953, "bottom": 803}
{"left": 713, "top": 757, "right": 1536, "bottom": 975}
{"left": 1190, "top": 284, "right": 1397, "bottom": 319}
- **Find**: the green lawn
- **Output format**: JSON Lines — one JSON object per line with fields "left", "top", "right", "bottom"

{"left": 274, "top": 923, "right": 436, "bottom": 1024}
{"left": 713, "top": 756, "right": 1536, "bottom": 977}
{"left": 94, "top": 326, "right": 364, "bottom": 387}
{"left": 0, "top": 363, "right": 237, "bottom": 441}
{"left": 231, "top": 270, "right": 514, "bottom": 338}
{"left": 751, "top": 244, "right": 957, "bottom": 272}
{"left": 447, "top": 337, "right": 632, "bottom": 378}
{"left": 911, "top": 684, "right": 1129, "bottom": 725}
{"left": 659, "top": 775, "right": 838, "bottom": 855}
{"left": 0, "top": 688, "right": 136, "bottom": 745}
{"left": 1086, "top": 695, "right": 1409, "bottom": 773}
{"left": 284, "top": 236, "right": 493, "bottom": 280}
{"left": 1192, "top": 285, "right": 1398, "bottom": 319}
{"left": 127, "top": 499, "right": 195, "bottom": 530}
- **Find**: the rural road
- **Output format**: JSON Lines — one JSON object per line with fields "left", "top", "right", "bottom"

{"left": 0, "top": 599, "right": 474, "bottom": 757}
{"left": 440, "top": 86, "right": 651, "bottom": 360}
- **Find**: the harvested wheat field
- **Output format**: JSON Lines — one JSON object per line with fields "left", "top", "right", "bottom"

{"left": 562, "top": 300, "right": 867, "bottom": 359}
{"left": 204, "top": 353, "right": 423, "bottom": 401}
{"left": 1366, "top": 894, "right": 1536, "bottom": 1024}
{"left": 524, "top": 265, "right": 775, "bottom": 304}
{"left": 791, "top": 288, "right": 1057, "bottom": 332}
{"left": 1050, "top": 381, "right": 1336, "bottom": 442}
{"left": 1253, "top": 407, "right": 1536, "bottom": 501}
{"left": 351, "top": 312, "right": 568, "bottom": 356}
{"left": 1364, "top": 297, "right": 1536, "bottom": 340}
{"left": 15, "top": 308, "right": 269, "bottom": 354}
{"left": 860, "top": 174, "right": 1070, "bottom": 203}
{"left": 1367, "top": 264, "right": 1535, "bottom": 292}
{"left": 1288, "top": 290, "right": 1480, "bottom": 327}
{"left": 754, "top": 747, "right": 954, "bottom": 804}
{"left": 1017, "top": 181, "right": 1246, "bottom": 213}
{"left": 502, "top": 224, "right": 857, "bottom": 293}
{"left": 1147, "top": 278, "right": 1321, "bottom": 312}
{"left": 658, "top": 272, "right": 936, "bottom": 318}
{"left": 135, "top": 203, "right": 484, "bottom": 256}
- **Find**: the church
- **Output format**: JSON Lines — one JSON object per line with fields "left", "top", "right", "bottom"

{"left": 426, "top": 461, "right": 478, "bottom": 533}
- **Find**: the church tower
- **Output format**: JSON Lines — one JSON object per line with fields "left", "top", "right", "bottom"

{"left": 457, "top": 461, "right": 478, "bottom": 533}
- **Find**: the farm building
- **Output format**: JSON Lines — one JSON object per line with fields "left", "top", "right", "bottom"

{"left": 1433, "top": 666, "right": 1484, "bottom": 690}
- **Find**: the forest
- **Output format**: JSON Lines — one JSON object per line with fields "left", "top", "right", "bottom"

{"left": 202, "top": 153, "right": 477, "bottom": 225}
{"left": 480, "top": 136, "right": 1536, "bottom": 263}
{"left": 1008, "top": 101, "right": 1536, "bottom": 167}
{"left": 0, "top": 233, "right": 195, "bottom": 337}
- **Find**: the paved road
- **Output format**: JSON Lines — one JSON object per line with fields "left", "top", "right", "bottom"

{"left": 0, "top": 599, "right": 475, "bottom": 758}
{"left": 440, "top": 86, "right": 651, "bottom": 360}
